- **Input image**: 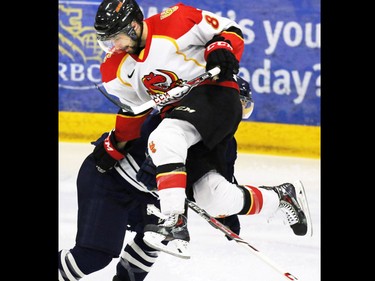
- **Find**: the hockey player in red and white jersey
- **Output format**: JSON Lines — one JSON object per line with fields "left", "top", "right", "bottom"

{"left": 92, "top": 0, "right": 312, "bottom": 260}
{"left": 58, "top": 77, "right": 251, "bottom": 281}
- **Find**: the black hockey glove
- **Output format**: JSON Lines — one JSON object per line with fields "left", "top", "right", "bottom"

{"left": 204, "top": 36, "right": 239, "bottom": 82}
{"left": 217, "top": 214, "right": 241, "bottom": 240}
{"left": 136, "top": 155, "right": 157, "bottom": 191}
{"left": 92, "top": 130, "right": 126, "bottom": 173}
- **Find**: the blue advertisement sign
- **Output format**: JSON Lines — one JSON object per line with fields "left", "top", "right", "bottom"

{"left": 59, "top": 0, "right": 320, "bottom": 125}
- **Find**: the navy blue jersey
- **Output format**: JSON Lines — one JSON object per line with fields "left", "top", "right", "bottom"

{"left": 76, "top": 112, "right": 162, "bottom": 256}
{"left": 77, "top": 110, "right": 239, "bottom": 256}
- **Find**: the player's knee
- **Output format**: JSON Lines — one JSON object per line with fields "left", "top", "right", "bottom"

{"left": 58, "top": 246, "right": 113, "bottom": 280}
{"left": 193, "top": 171, "right": 244, "bottom": 217}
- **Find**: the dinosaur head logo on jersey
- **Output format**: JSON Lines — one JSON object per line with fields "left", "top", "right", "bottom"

{"left": 142, "top": 69, "right": 183, "bottom": 95}
{"left": 142, "top": 69, "right": 186, "bottom": 107}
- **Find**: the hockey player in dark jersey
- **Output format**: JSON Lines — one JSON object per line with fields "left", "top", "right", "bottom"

{"left": 58, "top": 111, "right": 162, "bottom": 281}
{"left": 92, "top": 0, "right": 312, "bottom": 260}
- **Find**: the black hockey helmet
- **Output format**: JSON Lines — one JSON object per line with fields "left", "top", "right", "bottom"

{"left": 236, "top": 75, "right": 254, "bottom": 119}
{"left": 94, "top": 0, "right": 143, "bottom": 41}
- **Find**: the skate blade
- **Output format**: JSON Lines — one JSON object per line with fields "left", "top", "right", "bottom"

{"left": 143, "top": 231, "right": 191, "bottom": 259}
{"left": 293, "top": 180, "right": 313, "bottom": 237}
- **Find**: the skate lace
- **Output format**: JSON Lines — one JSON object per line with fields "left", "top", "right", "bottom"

{"left": 279, "top": 201, "right": 299, "bottom": 225}
{"left": 161, "top": 214, "right": 179, "bottom": 227}
{"left": 146, "top": 205, "right": 183, "bottom": 227}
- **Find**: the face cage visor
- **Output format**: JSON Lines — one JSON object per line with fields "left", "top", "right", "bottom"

{"left": 97, "top": 24, "right": 138, "bottom": 54}
{"left": 240, "top": 96, "right": 254, "bottom": 119}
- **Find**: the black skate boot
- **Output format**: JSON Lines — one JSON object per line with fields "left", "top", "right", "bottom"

{"left": 143, "top": 212, "right": 190, "bottom": 259}
{"left": 261, "top": 180, "right": 313, "bottom": 236}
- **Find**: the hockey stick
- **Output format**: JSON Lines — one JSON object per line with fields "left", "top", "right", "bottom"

{"left": 95, "top": 84, "right": 135, "bottom": 113}
{"left": 147, "top": 200, "right": 299, "bottom": 280}
{"left": 95, "top": 65, "right": 297, "bottom": 278}
{"left": 95, "top": 66, "right": 221, "bottom": 115}
{"left": 186, "top": 199, "right": 300, "bottom": 280}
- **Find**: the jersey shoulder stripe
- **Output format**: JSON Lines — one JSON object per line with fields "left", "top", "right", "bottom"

{"left": 145, "top": 3, "right": 203, "bottom": 40}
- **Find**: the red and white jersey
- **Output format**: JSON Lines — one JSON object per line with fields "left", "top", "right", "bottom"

{"left": 100, "top": 3, "right": 244, "bottom": 141}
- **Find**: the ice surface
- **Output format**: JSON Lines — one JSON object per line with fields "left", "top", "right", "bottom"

{"left": 59, "top": 142, "right": 320, "bottom": 281}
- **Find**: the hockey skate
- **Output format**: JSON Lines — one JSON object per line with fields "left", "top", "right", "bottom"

{"left": 143, "top": 206, "right": 190, "bottom": 259}
{"left": 262, "top": 180, "right": 313, "bottom": 236}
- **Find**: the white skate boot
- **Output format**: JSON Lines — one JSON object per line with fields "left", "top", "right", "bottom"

{"left": 143, "top": 206, "right": 190, "bottom": 259}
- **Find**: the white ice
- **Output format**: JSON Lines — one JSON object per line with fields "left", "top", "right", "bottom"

{"left": 59, "top": 142, "right": 320, "bottom": 281}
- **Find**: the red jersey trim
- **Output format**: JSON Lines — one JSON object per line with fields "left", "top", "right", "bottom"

{"left": 220, "top": 31, "right": 245, "bottom": 61}
{"left": 114, "top": 109, "right": 152, "bottom": 142}
{"left": 156, "top": 171, "right": 187, "bottom": 190}
{"left": 244, "top": 185, "right": 264, "bottom": 215}
{"left": 200, "top": 80, "right": 240, "bottom": 92}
